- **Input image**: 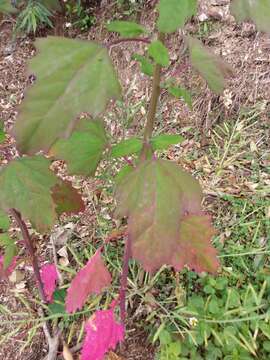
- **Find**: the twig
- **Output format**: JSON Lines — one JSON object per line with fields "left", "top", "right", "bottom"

{"left": 50, "top": 234, "right": 63, "bottom": 285}
{"left": 119, "top": 234, "right": 132, "bottom": 325}
{"left": 106, "top": 37, "right": 151, "bottom": 48}
{"left": 43, "top": 329, "right": 61, "bottom": 360}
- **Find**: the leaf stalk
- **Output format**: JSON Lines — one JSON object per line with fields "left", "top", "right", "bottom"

{"left": 10, "top": 208, "right": 47, "bottom": 303}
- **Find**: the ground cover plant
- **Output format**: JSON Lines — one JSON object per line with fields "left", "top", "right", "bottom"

{"left": 0, "top": 0, "right": 270, "bottom": 359}
{"left": 0, "top": 1, "right": 97, "bottom": 34}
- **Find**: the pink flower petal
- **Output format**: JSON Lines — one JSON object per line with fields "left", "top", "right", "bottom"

{"left": 40, "top": 263, "right": 58, "bottom": 302}
{"left": 66, "top": 249, "right": 111, "bottom": 313}
{"left": 81, "top": 303, "right": 124, "bottom": 360}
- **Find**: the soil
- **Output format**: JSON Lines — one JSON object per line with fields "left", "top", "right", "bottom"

{"left": 0, "top": 0, "right": 269, "bottom": 359}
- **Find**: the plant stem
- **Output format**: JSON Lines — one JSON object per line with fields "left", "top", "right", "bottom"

{"left": 119, "top": 234, "right": 132, "bottom": 325}
{"left": 107, "top": 37, "right": 151, "bottom": 48}
{"left": 10, "top": 209, "right": 62, "bottom": 360}
{"left": 10, "top": 209, "right": 47, "bottom": 303}
{"left": 143, "top": 32, "right": 165, "bottom": 145}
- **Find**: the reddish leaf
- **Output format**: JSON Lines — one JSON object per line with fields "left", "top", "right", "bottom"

{"left": 115, "top": 159, "right": 219, "bottom": 273}
{"left": 172, "top": 215, "right": 218, "bottom": 273}
{"left": 0, "top": 255, "right": 17, "bottom": 280}
{"left": 52, "top": 181, "right": 85, "bottom": 216}
{"left": 40, "top": 263, "right": 58, "bottom": 302}
{"left": 81, "top": 303, "right": 124, "bottom": 360}
{"left": 66, "top": 250, "right": 111, "bottom": 313}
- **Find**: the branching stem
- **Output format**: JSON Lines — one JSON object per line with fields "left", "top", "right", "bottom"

{"left": 119, "top": 234, "right": 132, "bottom": 325}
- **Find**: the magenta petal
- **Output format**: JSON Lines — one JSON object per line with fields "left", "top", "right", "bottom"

{"left": 81, "top": 305, "right": 124, "bottom": 360}
{"left": 66, "top": 250, "right": 111, "bottom": 313}
{"left": 40, "top": 263, "right": 58, "bottom": 302}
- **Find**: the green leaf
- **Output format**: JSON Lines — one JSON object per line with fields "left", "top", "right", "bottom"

{"left": 0, "top": 156, "right": 58, "bottom": 232}
{"left": 168, "top": 86, "right": 192, "bottom": 109}
{"left": 148, "top": 40, "right": 169, "bottom": 67}
{"left": 0, "top": 122, "right": 5, "bottom": 144}
{"left": 0, "top": 0, "right": 17, "bottom": 14}
{"left": 230, "top": 0, "right": 270, "bottom": 33}
{"left": 115, "top": 159, "right": 219, "bottom": 273}
{"left": 157, "top": 0, "right": 197, "bottom": 33}
{"left": 132, "top": 54, "right": 154, "bottom": 76}
{"left": 50, "top": 119, "right": 108, "bottom": 176}
{"left": 188, "top": 37, "right": 233, "bottom": 94}
{"left": 208, "top": 298, "right": 220, "bottom": 314}
{"left": 159, "top": 329, "right": 172, "bottom": 345}
{"left": 51, "top": 181, "right": 85, "bottom": 216}
{"left": 107, "top": 21, "right": 146, "bottom": 37}
{"left": 151, "top": 134, "right": 184, "bottom": 150}
{"left": 115, "top": 165, "right": 134, "bottom": 184}
{"left": 48, "top": 289, "right": 67, "bottom": 315}
{"left": 0, "top": 234, "right": 17, "bottom": 269}
{"left": 13, "top": 37, "right": 121, "bottom": 154}
{"left": 263, "top": 341, "right": 270, "bottom": 352}
{"left": 168, "top": 342, "right": 181, "bottom": 357}
{"left": 111, "top": 138, "right": 143, "bottom": 158}
{"left": 0, "top": 208, "right": 10, "bottom": 231}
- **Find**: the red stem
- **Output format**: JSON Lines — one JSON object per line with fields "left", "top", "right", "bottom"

{"left": 119, "top": 234, "right": 132, "bottom": 325}
{"left": 123, "top": 156, "right": 135, "bottom": 168}
{"left": 107, "top": 37, "right": 150, "bottom": 48}
{"left": 10, "top": 209, "right": 47, "bottom": 303}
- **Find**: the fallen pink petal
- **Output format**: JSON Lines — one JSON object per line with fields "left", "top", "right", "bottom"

{"left": 40, "top": 263, "right": 58, "bottom": 302}
{"left": 66, "top": 249, "right": 111, "bottom": 313}
{"left": 81, "top": 304, "right": 124, "bottom": 360}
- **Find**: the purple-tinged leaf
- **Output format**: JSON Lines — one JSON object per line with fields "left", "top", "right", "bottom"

{"left": 66, "top": 250, "right": 111, "bottom": 313}
{"left": 52, "top": 180, "right": 85, "bottom": 216}
{"left": 81, "top": 303, "right": 124, "bottom": 360}
{"left": 40, "top": 263, "right": 58, "bottom": 302}
{"left": 115, "top": 159, "right": 219, "bottom": 273}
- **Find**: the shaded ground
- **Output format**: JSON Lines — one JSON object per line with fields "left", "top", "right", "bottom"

{"left": 0, "top": 1, "right": 269, "bottom": 359}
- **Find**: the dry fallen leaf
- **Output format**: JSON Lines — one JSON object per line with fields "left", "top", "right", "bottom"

{"left": 106, "top": 352, "right": 123, "bottom": 360}
{"left": 8, "top": 270, "right": 24, "bottom": 283}
{"left": 57, "top": 246, "right": 69, "bottom": 266}
{"left": 63, "top": 343, "right": 74, "bottom": 360}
